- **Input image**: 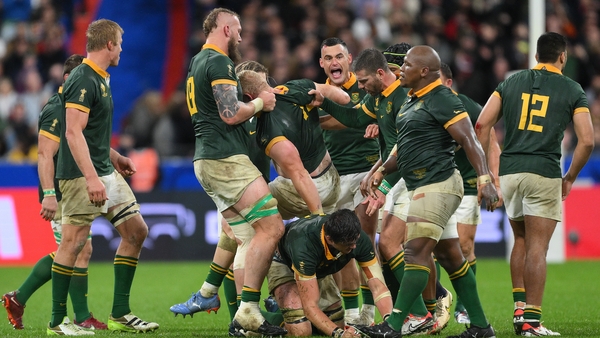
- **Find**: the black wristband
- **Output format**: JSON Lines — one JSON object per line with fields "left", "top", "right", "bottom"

{"left": 332, "top": 327, "right": 344, "bottom": 338}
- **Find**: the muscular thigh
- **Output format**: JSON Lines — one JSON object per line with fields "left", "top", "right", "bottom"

{"left": 408, "top": 170, "right": 463, "bottom": 227}
{"left": 389, "top": 179, "right": 410, "bottom": 222}
{"left": 335, "top": 172, "right": 368, "bottom": 210}
{"left": 453, "top": 195, "right": 481, "bottom": 225}
{"left": 501, "top": 173, "right": 561, "bottom": 221}
{"left": 60, "top": 177, "right": 102, "bottom": 226}
{"left": 194, "top": 155, "right": 262, "bottom": 212}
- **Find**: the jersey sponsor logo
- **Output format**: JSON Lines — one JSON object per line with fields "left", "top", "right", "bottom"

{"left": 79, "top": 88, "right": 87, "bottom": 102}
{"left": 50, "top": 118, "right": 58, "bottom": 131}
{"left": 249, "top": 131, "right": 256, "bottom": 135}
{"left": 412, "top": 168, "right": 426, "bottom": 179}
{"left": 351, "top": 93, "right": 360, "bottom": 104}
{"left": 454, "top": 110, "right": 463, "bottom": 114}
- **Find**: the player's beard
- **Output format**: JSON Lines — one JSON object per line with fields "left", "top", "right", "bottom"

{"left": 228, "top": 37, "right": 241, "bottom": 64}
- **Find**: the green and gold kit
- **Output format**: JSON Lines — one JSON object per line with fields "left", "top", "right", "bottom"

{"left": 256, "top": 79, "right": 326, "bottom": 173}
{"left": 495, "top": 63, "right": 589, "bottom": 178}
{"left": 395, "top": 79, "right": 468, "bottom": 191}
{"left": 319, "top": 73, "right": 379, "bottom": 175}
{"left": 319, "top": 79, "right": 409, "bottom": 185}
{"left": 454, "top": 93, "right": 481, "bottom": 196}
{"left": 276, "top": 214, "right": 377, "bottom": 279}
{"left": 58, "top": 58, "right": 113, "bottom": 179}
{"left": 187, "top": 44, "right": 248, "bottom": 161}
{"left": 245, "top": 117, "right": 271, "bottom": 182}
{"left": 38, "top": 88, "right": 63, "bottom": 202}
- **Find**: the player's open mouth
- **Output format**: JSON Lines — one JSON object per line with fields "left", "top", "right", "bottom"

{"left": 331, "top": 69, "right": 342, "bottom": 78}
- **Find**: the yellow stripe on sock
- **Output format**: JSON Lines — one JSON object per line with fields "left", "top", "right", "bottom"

{"left": 242, "top": 286, "right": 260, "bottom": 293}
{"left": 210, "top": 263, "right": 228, "bottom": 274}
{"left": 405, "top": 263, "right": 430, "bottom": 273}
{"left": 389, "top": 251, "right": 405, "bottom": 270}
{"left": 524, "top": 306, "right": 542, "bottom": 315}
{"left": 51, "top": 266, "right": 73, "bottom": 275}
{"left": 226, "top": 270, "right": 235, "bottom": 281}
{"left": 114, "top": 256, "right": 138, "bottom": 267}
{"left": 448, "top": 261, "right": 469, "bottom": 280}
{"left": 341, "top": 289, "right": 360, "bottom": 297}
{"left": 469, "top": 259, "right": 477, "bottom": 266}
{"left": 513, "top": 288, "right": 526, "bottom": 293}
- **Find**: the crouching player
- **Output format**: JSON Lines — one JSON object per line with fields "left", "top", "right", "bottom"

{"left": 267, "top": 209, "right": 392, "bottom": 337}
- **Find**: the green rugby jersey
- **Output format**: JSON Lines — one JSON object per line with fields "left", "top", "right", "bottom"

{"left": 37, "top": 88, "right": 63, "bottom": 202}
{"left": 245, "top": 117, "right": 271, "bottom": 182}
{"left": 319, "top": 73, "right": 379, "bottom": 175}
{"left": 495, "top": 63, "right": 589, "bottom": 178}
{"left": 454, "top": 93, "right": 481, "bottom": 196}
{"left": 319, "top": 79, "right": 409, "bottom": 185}
{"left": 277, "top": 214, "right": 377, "bottom": 279}
{"left": 58, "top": 58, "right": 113, "bottom": 179}
{"left": 256, "top": 78, "right": 326, "bottom": 173}
{"left": 187, "top": 44, "right": 248, "bottom": 161}
{"left": 396, "top": 79, "right": 467, "bottom": 191}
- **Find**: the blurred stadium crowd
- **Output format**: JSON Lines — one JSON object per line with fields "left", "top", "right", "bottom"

{"left": 1, "top": 0, "right": 599, "bottom": 164}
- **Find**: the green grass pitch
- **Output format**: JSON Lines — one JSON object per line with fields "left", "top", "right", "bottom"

{"left": 1, "top": 259, "right": 599, "bottom": 337}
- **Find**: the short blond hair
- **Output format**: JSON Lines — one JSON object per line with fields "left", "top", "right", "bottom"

{"left": 237, "top": 70, "right": 269, "bottom": 98}
{"left": 86, "top": 19, "right": 124, "bottom": 52}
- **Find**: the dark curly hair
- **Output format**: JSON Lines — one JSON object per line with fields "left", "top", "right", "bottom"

{"left": 383, "top": 42, "right": 412, "bottom": 68}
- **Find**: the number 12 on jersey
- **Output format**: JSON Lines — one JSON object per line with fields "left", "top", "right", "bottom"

{"left": 519, "top": 93, "right": 549, "bottom": 132}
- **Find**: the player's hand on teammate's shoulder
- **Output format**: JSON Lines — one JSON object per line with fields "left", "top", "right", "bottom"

{"left": 307, "top": 89, "right": 325, "bottom": 107}
{"left": 258, "top": 90, "right": 276, "bottom": 112}
{"left": 364, "top": 124, "right": 379, "bottom": 139}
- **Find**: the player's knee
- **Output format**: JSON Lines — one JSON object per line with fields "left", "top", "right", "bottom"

{"left": 281, "top": 308, "right": 308, "bottom": 326}
{"left": 217, "top": 230, "right": 238, "bottom": 254}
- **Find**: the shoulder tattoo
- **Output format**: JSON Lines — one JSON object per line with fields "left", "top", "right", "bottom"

{"left": 213, "top": 84, "right": 241, "bottom": 119}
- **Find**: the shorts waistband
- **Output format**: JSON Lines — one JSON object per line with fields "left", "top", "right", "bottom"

{"left": 311, "top": 161, "right": 333, "bottom": 179}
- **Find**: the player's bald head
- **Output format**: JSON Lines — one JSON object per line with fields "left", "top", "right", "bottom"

{"left": 407, "top": 45, "right": 441, "bottom": 73}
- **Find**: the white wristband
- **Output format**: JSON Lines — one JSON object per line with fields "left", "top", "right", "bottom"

{"left": 251, "top": 98, "right": 264, "bottom": 114}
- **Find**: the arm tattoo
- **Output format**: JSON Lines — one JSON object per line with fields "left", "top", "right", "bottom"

{"left": 213, "top": 84, "right": 241, "bottom": 119}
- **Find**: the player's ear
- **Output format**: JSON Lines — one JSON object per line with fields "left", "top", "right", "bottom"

{"left": 242, "top": 93, "right": 252, "bottom": 103}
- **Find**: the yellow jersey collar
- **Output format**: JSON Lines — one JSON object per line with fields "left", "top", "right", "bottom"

{"left": 321, "top": 225, "right": 339, "bottom": 260}
{"left": 408, "top": 78, "right": 442, "bottom": 98}
{"left": 533, "top": 63, "right": 562, "bottom": 75}
{"left": 202, "top": 43, "right": 227, "bottom": 56}
{"left": 83, "top": 58, "right": 109, "bottom": 79}
{"left": 381, "top": 78, "right": 401, "bottom": 97}
{"left": 325, "top": 72, "right": 357, "bottom": 90}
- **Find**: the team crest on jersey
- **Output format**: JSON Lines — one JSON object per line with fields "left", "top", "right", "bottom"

{"left": 100, "top": 83, "right": 108, "bottom": 97}
{"left": 374, "top": 97, "right": 379, "bottom": 111}
{"left": 50, "top": 118, "right": 58, "bottom": 131}
{"left": 415, "top": 100, "right": 423, "bottom": 110}
{"left": 413, "top": 168, "right": 427, "bottom": 179}
{"left": 79, "top": 88, "right": 87, "bottom": 102}
{"left": 351, "top": 93, "right": 360, "bottom": 104}
{"left": 386, "top": 101, "right": 392, "bottom": 114}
